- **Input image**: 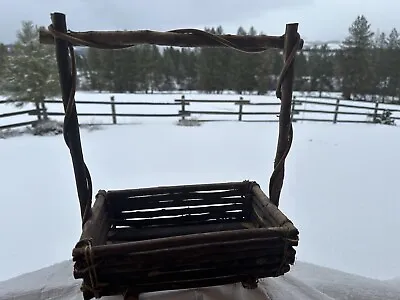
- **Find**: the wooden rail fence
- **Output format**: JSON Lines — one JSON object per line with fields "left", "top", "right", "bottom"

{"left": 0, "top": 105, "right": 40, "bottom": 130}
{"left": 1, "top": 95, "right": 399, "bottom": 130}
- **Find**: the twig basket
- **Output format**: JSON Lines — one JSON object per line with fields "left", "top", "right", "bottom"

{"left": 73, "top": 181, "right": 298, "bottom": 299}
{"left": 41, "top": 11, "right": 303, "bottom": 300}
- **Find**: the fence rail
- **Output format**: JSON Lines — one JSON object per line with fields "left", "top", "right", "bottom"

{"left": 1, "top": 95, "right": 399, "bottom": 130}
{"left": 0, "top": 108, "right": 40, "bottom": 130}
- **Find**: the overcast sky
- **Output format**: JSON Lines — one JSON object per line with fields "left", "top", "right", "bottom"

{"left": 0, "top": 0, "right": 399, "bottom": 44}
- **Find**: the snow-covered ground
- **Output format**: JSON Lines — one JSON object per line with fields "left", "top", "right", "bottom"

{"left": 1, "top": 92, "right": 400, "bottom": 299}
{"left": 1, "top": 260, "right": 399, "bottom": 299}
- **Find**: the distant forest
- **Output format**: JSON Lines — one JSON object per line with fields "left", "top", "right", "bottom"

{"left": 2, "top": 14, "right": 400, "bottom": 107}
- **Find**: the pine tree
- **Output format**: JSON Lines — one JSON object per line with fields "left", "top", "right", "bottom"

{"left": 308, "top": 44, "right": 334, "bottom": 96}
{"left": 338, "top": 15, "right": 374, "bottom": 99}
{"left": 212, "top": 26, "right": 234, "bottom": 93}
{"left": 185, "top": 49, "right": 199, "bottom": 90}
{"left": 268, "top": 49, "right": 283, "bottom": 90}
{"left": 176, "top": 48, "right": 198, "bottom": 91}
{"left": 294, "top": 50, "right": 308, "bottom": 91}
{"left": 85, "top": 48, "right": 104, "bottom": 91}
{"left": 161, "top": 47, "right": 177, "bottom": 91}
{"left": 197, "top": 27, "right": 225, "bottom": 93}
{"left": 99, "top": 49, "right": 118, "bottom": 92}
{"left": 168, "top": 47, "right": 186, "bottom": 90}
{"left": 0, "top": 43, "right": 8, "bottom": 91}
{"left": 229, "top": 26, "right": 250, "bottom": 94}
{"left": 116, "top": 48, "right": 141, "bottom": 92}
{"left": 240, "top": 26, "right": 259, "bottom": 93}
{"left": 372, "top": 31, "right": 389, "bottom": 99}
{"left": 386, "top": 28, "right": 400, "bottom": 101}
{"left": 148, "top": 45, "right": 163, "bottom": 92}
{"left": 3, "top": 21, "right": 60, "bottom": 120}
{"left": 254, "top": 49, "right": 274, "bottom": 94}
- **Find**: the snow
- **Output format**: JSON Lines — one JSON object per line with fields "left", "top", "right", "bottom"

{"left": 290, "top": 262, "right": 400, "bottom": 299}
{"left": 0, "top": 260, "right": 335, "bottom": 300}
{"left": 1, "top": 260, "right": 399, "bottom": 299}
{"left": 1, "top": 92, "right": 400, "bottom": 299}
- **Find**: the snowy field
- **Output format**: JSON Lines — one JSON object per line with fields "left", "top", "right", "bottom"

{"left": 1, "top": 91, "right": 400, "bottom": 299}
{"left": 1, "top": 91, "right": 400, "bottom": 128}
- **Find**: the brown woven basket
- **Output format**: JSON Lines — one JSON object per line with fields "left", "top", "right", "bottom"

{"left": 72, "top": 180, "right": 298, "bottom": 300}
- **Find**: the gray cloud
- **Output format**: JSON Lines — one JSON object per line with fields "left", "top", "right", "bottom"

{"left": 0, "top": 0, "right": 400, "bottom": 48}
{"left": 1, "top": 0, "right": 311, "bottom": 43}
{"left": 1, "top": 1, "right": 400, "bottom": 51}
{"left": 0, "top": 0, "right": 400, "bottom": 50}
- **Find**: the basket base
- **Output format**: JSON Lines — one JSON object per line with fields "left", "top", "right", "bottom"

{"left": 122, "top": 277, "right": 259, "bottom": 300}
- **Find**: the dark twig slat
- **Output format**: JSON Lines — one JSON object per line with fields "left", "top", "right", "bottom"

{"left": 75, "top": 238, "right": 288, "bottom": 274}
{"left": 111, "top": 214, "right": 246, "bottom": 228}
{"left": 116, "top": 203, "right": 246, "bottom": 219}
{"left": 108, "top": 221, "right": 254, "bottom": 242}
{"left": 107, "top": 181, "right": 248, "bottom": 198}
{"left": 111, "top": 188, "right": 244, "bottom": 202}
{"left": 109, "top": 195, "right": 247, "bottom": 214}
{"left": 95, "top": 264, "right": 290, "bottom": 290}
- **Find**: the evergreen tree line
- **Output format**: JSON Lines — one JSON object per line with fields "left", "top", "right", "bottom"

{"left": 2, "top": 15, "right": 400, "bottom": 110}
{"left": 76, "top": 15, "right": 400, "bottom": 102}
{"left": 76, "top": 25, "right": 277, "bottom": 95}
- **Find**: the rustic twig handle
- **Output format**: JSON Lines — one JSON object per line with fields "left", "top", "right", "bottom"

{"left": 40, "top": 26, "right": 291, "bottom": 51}
{"left": 45, "top": 12, "right": 302, "bottom": 221}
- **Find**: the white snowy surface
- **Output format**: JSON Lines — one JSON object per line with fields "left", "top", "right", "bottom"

{"left": 290, "top": 262, "right": 400, "bottom": 299}
{"left": 0, "top": 260, "right": 333, "bottom": 300}
{"left": 1, "top": 260, "right": 400, "bottom": 300}
{"left": 1, "top": 92, "right": 400, "bottom": 299}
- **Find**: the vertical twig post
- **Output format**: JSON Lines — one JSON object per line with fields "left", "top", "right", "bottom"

{"left": 333, "top": 98, "right": 340, "bottom": 124}
{"left": 238, "top": 96, "right": 244, "bottom": 121}
{"left": 180, "top": 95, "right": 186, "bottom": 122}
{"left": 51, "top": 12, "right": 90, "bottom": 219}
{"left": 110, "top": 96, "right": 117, "bottom": 124}
{"left": 270, "top": 23, "right": 298, "bottom": 207}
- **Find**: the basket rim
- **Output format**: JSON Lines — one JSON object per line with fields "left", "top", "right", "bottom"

{"left": 104, "top": 180, "right": 254, "bottom": 197}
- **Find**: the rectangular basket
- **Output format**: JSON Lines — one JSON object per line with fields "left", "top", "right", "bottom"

{"left": 72, "top": 180, "right": 298, "bottom": 300}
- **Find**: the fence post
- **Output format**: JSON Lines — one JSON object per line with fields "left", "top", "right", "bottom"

{"left": 40, "top": 98, "right": 48, "bottom": 120}
{"left": 238, "top": 96, "right": 243, "bottom": 121}
{"left": 34, "top": 100, "right": 42, "bottom": 121}
{"left": 333, "top": 98, "right": 340, "bottom": 124}
{"left": 180, "top": 95, "right": 186, "bottom": 122}
{"left": 290, "top": 96, "right": 296, "bottom": 122}
{"left": 373, "top": 101, "right": 379, "bottom": 122}
{"left": 110, "top": 96, "right": 117, "bottom": 124}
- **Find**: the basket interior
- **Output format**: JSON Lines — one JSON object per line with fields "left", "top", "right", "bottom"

{"left": 105, "top": 181, "right": 257, "bottom": 243}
